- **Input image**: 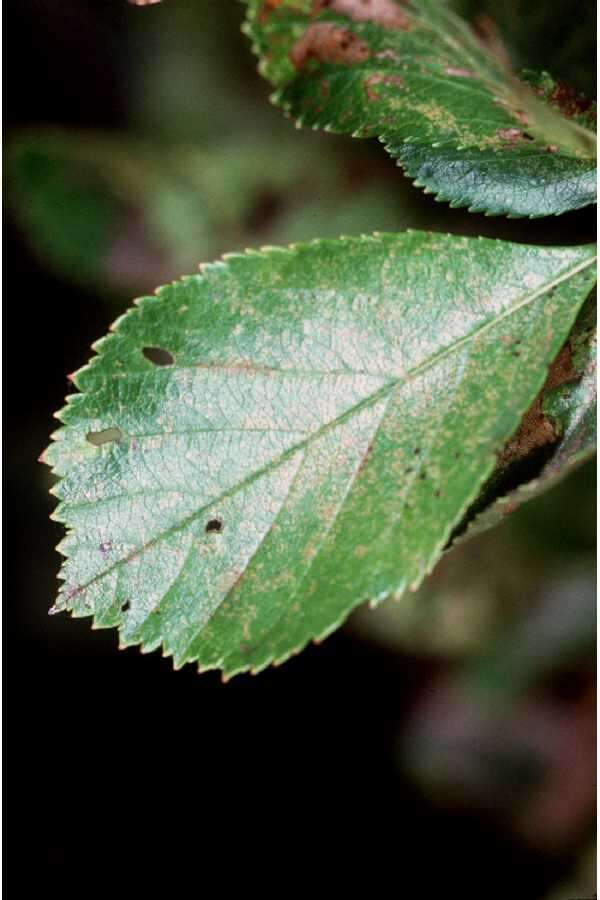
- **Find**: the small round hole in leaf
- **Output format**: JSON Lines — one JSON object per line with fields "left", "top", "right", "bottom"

{"left": 205, "top": 519, "right": 223, "bottom": 534}
{"left": 143, "top": 346, "right": 174, "bottom": 366}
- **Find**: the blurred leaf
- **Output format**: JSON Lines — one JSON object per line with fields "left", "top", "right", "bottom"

{"left": 244, "top": 0, "right": 596, "bottom": 216}
{"left": 7, "top": 129, "right": 449, "bottom": 296}
{"left": 45, "top": 234, "right": 595, "bottom": 677}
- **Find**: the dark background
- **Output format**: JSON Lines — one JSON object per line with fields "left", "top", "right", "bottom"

{"left": 5, "top": 1, "right": 596, "bottom": 894}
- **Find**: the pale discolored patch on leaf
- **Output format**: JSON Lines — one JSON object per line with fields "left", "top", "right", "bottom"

{"left": 244, "top": 0, "right": 596, "bottom": 217}
{"left": 45, "top": 233, "right": 596, "bottom": 677}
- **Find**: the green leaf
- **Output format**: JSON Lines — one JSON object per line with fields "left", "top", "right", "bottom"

{"left": 45, "top": 233, "right": 596, "bottom": 678}
{"left": 455, "top": 290, "right": 597, "bottom": 542}
{"left": 244, "top": 0, "right": 597, "bottom": 217}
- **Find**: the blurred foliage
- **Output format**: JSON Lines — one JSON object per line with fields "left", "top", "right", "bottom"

{"left": 6, "top": 130, "right": 449, "bottom": 295}
{"left": 453, "top": 0, "right": 596, "bottom": 95}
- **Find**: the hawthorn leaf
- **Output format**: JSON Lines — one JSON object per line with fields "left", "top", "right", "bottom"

{"left": 45, "top": 232, "right": 596, "bottom": 678}
{"left": 244, "top": 0, "right": 597, "bottom": 217}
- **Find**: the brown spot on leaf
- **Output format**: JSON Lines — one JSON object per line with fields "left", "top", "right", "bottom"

{"left": 257, "top": 0, "right": 284, "bottom": 24}
{"left": 375, "top": 48, "right": 400, "bottom": 62}
{"left": 364, "top": 72, "right": 405, "bottom": 100}
{"left": 99, "top": 541, "right": 112, "bottom": 560}
{"left": 498, "top": 343, "right": 577, "bottom": 468}
{"left": 444, "top": 66, "right": 475, "bottom": 78}
{"left": 357, "top": 441, "right": 374, "bottom": 473}
{"left": 315, "top": 0, "right": 411, "bottom": 29}
{"left": 549, "top": 80, "right": 594, "bottom": 118}
{"left": 496, "top": 128, "right": 524, "bottom": 143}
{"left": 205, "top": 518, "right": 223, "bottom": 534}
{"left": 290, "top": 23, "right": 370, "bottom": 69}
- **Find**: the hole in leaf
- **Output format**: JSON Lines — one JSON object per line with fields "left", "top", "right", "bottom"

{"left": 143, "top": 346, "right": 174, "bottom": 366}
{"left": 205, "top": 518, "right": 223, "bottom": 534}
{"left": 86, "top": 427, "right": 122, "bottom": 446}
{"left": 121, "top": 600, "right": 130, "bottom": 612}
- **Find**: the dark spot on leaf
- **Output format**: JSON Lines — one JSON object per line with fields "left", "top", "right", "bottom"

{"left": 143, "top": 346, "right": 174, "bottom": 366}
{"left": 206, "top": 518, "right": 223, "bottom": 533}
{"left": 357, "top": 442, "right": 374, "bottom": 474}
{"left": 419, "top": 471, "right": 426, "bottom": 480}
{"left": 86, "top": 427, "right": 122, "bottom": 446}
{"left": 414, "top": 447, "right": 421, "bottom": 455}
{"left": 121, "top": 600, "right": 130, "bottom": 612}
{"left": 435, "top": 489, "right": 442, "bottom": 498}
{"left": 99, "top": 541, "right": 112, "bottom": 559}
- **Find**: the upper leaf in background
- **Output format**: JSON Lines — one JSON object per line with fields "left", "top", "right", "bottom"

{"left": 244, "top": 0, "right": 596, "bottom": 217}
{"left": 45, "top": 233, "right": 595, "bottom": 678}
